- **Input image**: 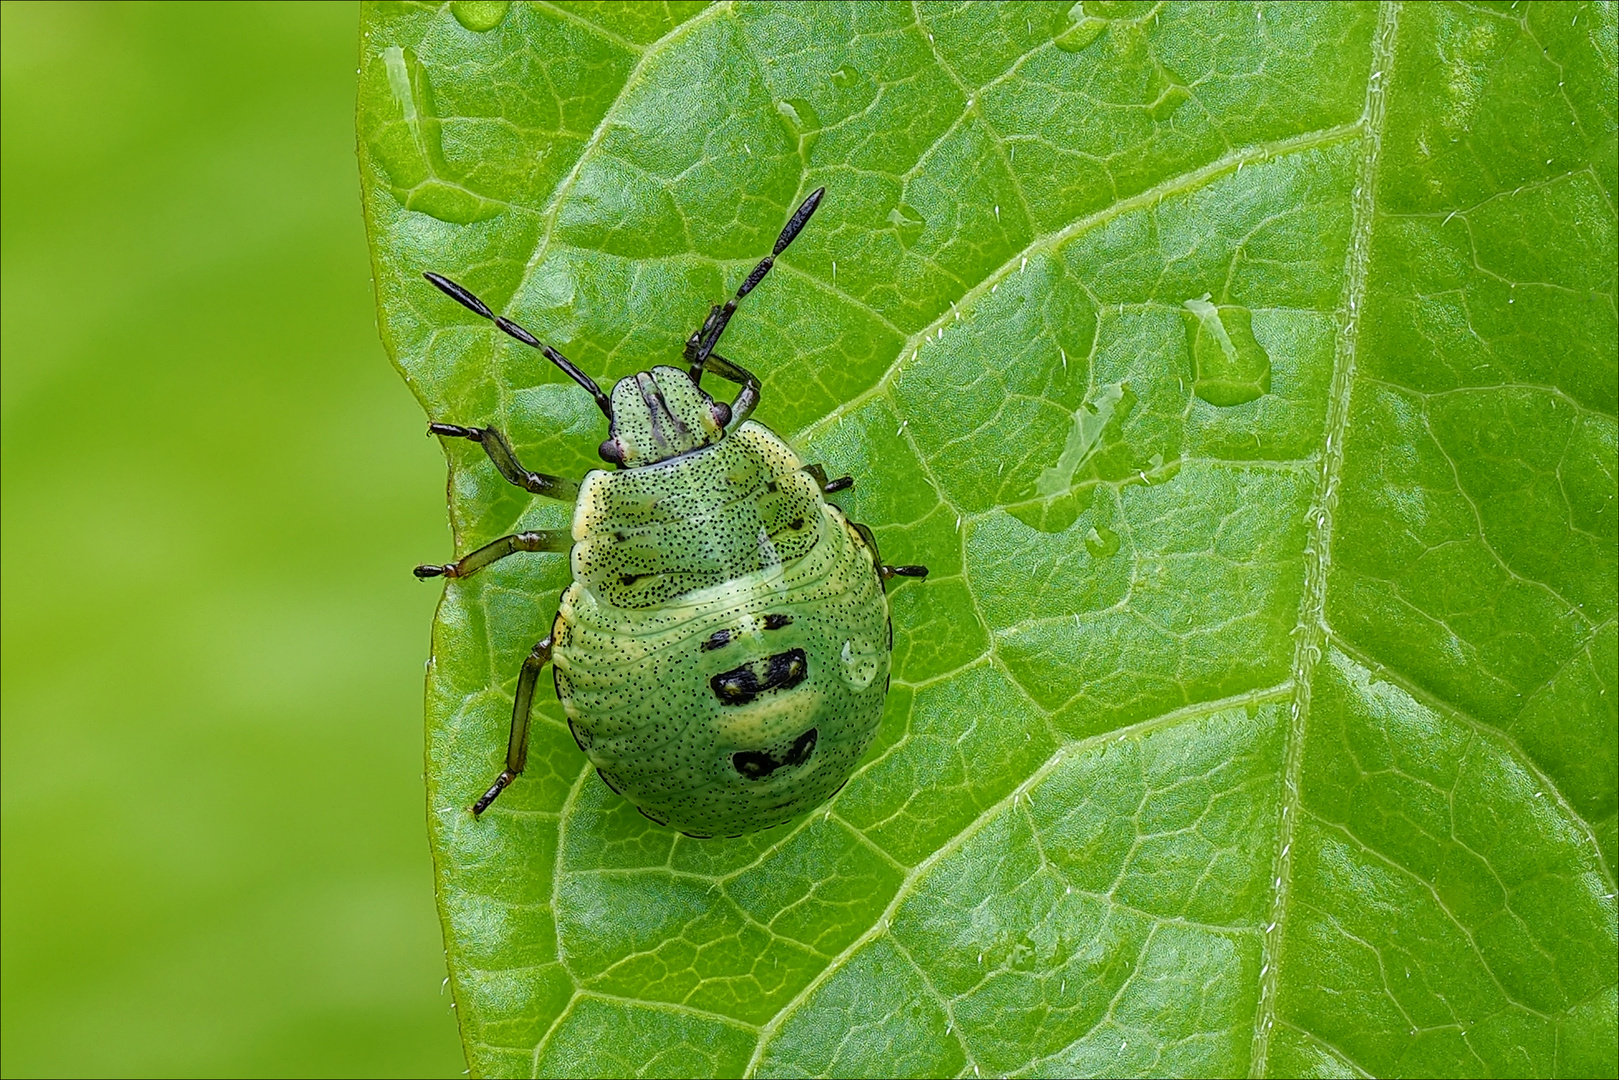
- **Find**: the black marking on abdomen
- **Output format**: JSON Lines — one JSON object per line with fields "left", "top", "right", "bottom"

{"left": 711, "top": 648, "right": 808, "bottom": 706}
{"left": 734, "top": 727, "right": 818, "bottom": 780}
{"left": 763, "top": 613, "right": 793, "bottom": 630}
{"left": 768, "top": 517, "right": 808, "bottom": 541}
{"left": 701, "top": 629, "right": 732, "bottom": 652}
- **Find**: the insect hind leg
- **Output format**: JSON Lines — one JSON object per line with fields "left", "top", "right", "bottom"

{"left": 804, "top": 464, "right": 853, "bottom": 494}
{"left": 472, "top": 634, "right": 554, "bottom": 815}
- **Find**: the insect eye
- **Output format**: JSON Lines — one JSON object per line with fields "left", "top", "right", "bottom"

{"left": 710, "top": 400, "right": 732, "bottom": 428}
{"left": 598, "top": 438, "right": 623, "bottom": 464}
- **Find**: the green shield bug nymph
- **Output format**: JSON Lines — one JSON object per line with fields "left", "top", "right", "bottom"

{"left": 414, "top": 189, "right": 927, "bottom": 838}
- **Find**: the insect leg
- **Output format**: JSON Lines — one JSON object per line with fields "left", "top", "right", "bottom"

{"left": 850, "top": 519, "right": 930, "bottom": 586}
{"left": 803, "top": 463, "right": 854, "bottom": 493}
{"left": 472, "top": 634, "right": 554, "bottom": 815}
{"left": 414, "top": 529, "right": 570, "bottom": 580}
{"left": 686, "top": 187, "right": 825, "bottom": 383}
{"left": 429, "top": 423, "right": 580, "bottom": 501}
{"left": 882, "top": 564, "right": 930, "bottom": 585}
{"left": 702, "top": 353, "right": 762, "bottom": 427}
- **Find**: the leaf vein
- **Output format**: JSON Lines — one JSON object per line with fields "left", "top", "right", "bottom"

{"left": 1251, "top": 4, "right": 1401, "bottom": 1074}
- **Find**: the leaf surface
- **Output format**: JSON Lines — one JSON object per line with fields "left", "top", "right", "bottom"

{"left": 358, "top": 2, "right": 1618, "bottom": 1076}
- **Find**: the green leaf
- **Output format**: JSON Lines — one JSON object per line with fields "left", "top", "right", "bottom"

{"left": 358, "top": 2, "right": 1617, "bottom": 1076}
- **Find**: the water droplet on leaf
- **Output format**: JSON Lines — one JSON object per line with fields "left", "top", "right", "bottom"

{"left": 1084, "top": 525, "right": 1120, "bottom": 558}
{"left": 887, "top": 203, "right": 925, "bottom": 247}
{"left": 450, "top": 0, "right": 510, "bottom": 31}
{"left": 775, "top": 97, "right": 821, "bottom": 154}
{"left": 1181, "top": 294, "right": 1271, "bottom": 406}
{"left": 1051, "top": 2, "right": 1108, "bottom": 52}
{"left": 371, "top": 47, "right": 503, "bottom": 223}
{"left": 1149, "top": 83, "right": 1190, "bottom": 121}
{"left": 1035, "top": 382, "right": 1131, "bottom": 497}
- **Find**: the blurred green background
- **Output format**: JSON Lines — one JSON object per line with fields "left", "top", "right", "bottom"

{"left": 1, "top": 3, "right": 466, "bottom": 1075}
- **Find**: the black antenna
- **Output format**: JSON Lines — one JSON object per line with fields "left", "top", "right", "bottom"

{"left": 686, "top": 187, "right": 825, "bottom": 383}
{"left": 424, "top": 272, "right": 612, "bottom": 417}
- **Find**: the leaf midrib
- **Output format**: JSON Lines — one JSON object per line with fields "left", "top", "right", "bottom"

{"left": 1250, "top": 5, "right": 1399, "bottom": 1074}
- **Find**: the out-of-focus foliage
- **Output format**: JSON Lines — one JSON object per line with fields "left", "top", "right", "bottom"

{"left": 2, "top": 4, "right": 463, "bottom": 1075}
{"left": 359, "top": 2, "right": 1616, "bottom": 1076}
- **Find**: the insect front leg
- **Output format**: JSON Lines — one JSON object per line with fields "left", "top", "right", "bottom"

{"left": 703, "top": 353, "right": 762, "bottom": 427}
{"left": 429, "top": 423, "right": 581, "bottom": 501}
{"left": 472, "top": 634, "right": 553, "bottom": 815}
{"left": 415, "top": 528, "right": 571, "bottom": 580}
